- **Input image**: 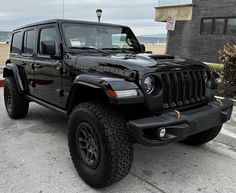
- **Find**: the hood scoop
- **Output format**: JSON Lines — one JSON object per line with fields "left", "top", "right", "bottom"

{"left": 149, "top": 54, "right": 175, "bottom": 61}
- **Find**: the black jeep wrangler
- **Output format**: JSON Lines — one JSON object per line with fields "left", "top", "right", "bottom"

{"left": 3, "top": 19, "right": 233, "bottom": 188}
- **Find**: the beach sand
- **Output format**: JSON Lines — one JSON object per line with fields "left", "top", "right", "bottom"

{"left": 0, "top": 43, "right": 166, "bottom": 67}
{"left": 145, "top": 43, "right": 166, "bottom": 54}
{"left": 0, "top": 44, "right": 10, "bottom": 66}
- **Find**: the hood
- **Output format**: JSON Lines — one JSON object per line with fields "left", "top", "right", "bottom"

{"left": 69, "top": 53, "right": 208, "bottom": 77}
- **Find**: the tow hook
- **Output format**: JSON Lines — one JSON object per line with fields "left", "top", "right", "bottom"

{"left": 216, "top": 99, "right": 223, "bottom": 107}
{"left": 174, "top": 110, "right": 182, "bottom": 119}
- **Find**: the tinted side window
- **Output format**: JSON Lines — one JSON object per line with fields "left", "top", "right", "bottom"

{"left": 23, "top": 30, "right": 35, "bottom": 54}
{"left": 39, "top": 27, "right": 59, "bottom": 55}
{"left": 11, "top": 32, "right": 22, "bottom": 53}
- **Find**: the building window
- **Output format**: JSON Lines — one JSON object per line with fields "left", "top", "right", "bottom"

{"left": 213, "top": 18, "right": 225, "bottom": 35}
{"left": 201, "top": 19, "right": 212, "bottom": 35}
{"left": 226, "top": 18, "right": 236, "bottom": 35}
{"left": 201, "top": 17, "right": 236, "bottom": 35}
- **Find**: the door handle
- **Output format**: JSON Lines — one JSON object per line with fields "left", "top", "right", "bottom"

{"left": 21, "top": 62, "right": 27, "bottom": 66}
{"left": 32, "top": 63, "right": 43, "bottom": 69}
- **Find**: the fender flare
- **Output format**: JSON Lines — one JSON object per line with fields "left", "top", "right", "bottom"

{"left": 3, "top": 64, "right": 24, "bottom": 92}
{"left": 66, "top": 74, "right": 144, "bottom": 114}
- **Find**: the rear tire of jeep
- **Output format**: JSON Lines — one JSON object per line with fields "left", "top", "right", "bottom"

{"left": 4, "top": 77, "right": 29, "bottom": 119}
{"left": 181, "top": 125, "right": 222, "bottom": 146}
{"left": 68, "top": 102, "right": 133, "bottom": 188}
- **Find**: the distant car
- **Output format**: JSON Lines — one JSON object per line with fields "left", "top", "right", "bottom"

{"left": 3, "top": 19, "right": 233, "bottom": 188}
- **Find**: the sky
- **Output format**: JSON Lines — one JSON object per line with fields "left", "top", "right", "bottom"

{"left": 0, "top": 0, "right": 167, "bottom": 36}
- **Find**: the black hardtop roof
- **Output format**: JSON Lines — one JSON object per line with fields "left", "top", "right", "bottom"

{"left": 13, "top": 19, "right": 128, "bottom": 31}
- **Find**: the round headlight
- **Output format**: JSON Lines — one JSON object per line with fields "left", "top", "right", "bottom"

{"left": 144, "top": 76, "right": 155, "bottom": 94}
{"left": 216, "top": 77, "right": 222, "bottom": 84}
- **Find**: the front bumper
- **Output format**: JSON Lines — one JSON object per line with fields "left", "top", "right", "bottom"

{"left": 128, "top": 99, "right": 233, "bottom": 146}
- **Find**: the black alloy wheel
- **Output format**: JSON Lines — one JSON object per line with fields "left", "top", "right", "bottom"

{"left": 4, "top": 77, "right": 29, "bottom": 118}
{"left": 76, "top": 122, "right": 100, "bottom": 170}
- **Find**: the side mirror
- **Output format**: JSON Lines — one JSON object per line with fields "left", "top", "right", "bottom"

{"left": 41, "top": 41, "right": 56, "bottom": 56}
{"left": 140, "top": 44, "right": 146, "bottom": 52}
{"left": 41, "top": 41, "right": 62, "bottom": 59}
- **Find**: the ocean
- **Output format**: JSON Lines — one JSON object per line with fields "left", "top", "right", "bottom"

{"left": 0, "top": 31, "right": 11, "bottom": 43}
{"left": 137, "top": 36, "right": 167, "bottom": 44}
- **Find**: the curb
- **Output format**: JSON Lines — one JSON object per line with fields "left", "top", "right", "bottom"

{"left": 0, "top": 79, "right": 5, "bottom": 87}
{"left": 216, "top": 96, "right": 236, "bottom": 106}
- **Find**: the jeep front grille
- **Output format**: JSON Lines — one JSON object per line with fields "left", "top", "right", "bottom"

{"left": 161, "top": 70, "right": 208, "bottom": 109}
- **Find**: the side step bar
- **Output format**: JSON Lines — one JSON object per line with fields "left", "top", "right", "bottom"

{"left": 26, "top": 95, "right": 67, "bottom": 116}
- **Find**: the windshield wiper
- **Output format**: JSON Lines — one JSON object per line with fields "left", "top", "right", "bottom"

{"left": 101, "top": 48, "right": 132, "bottom": 53}
{"left": 69, "top": 47, "right": 110, "bottom": 55}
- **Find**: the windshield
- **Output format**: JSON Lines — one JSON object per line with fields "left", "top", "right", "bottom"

{"left": 62, "top": 23, "right": 141, "bottom": 52}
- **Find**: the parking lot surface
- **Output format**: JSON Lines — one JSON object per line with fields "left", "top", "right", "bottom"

{"left": 0, "top": 88, "right": 235, "bottom": 193}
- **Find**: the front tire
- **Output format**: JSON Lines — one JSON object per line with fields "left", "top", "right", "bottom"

{"left": 4, "top": 77, "right": 29, "bottom": 119}
{"left": 68, "top": 102, "right": 133, "bottom": 188}
{"left": 182, "top": 125, "right": 222, "bottom": 146}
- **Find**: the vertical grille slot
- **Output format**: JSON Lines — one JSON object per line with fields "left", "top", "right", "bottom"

{"left": 191, "top": 71, "right": 198, "bottom": 102}
{"left": 169, "top": 73, "right": 176, "bottom": 107}
{"left": 161, "top": 74, "right": 169, "bottom": 109}
{"left": 176, "top": 73, "right": 183, "bottom": 106}
{"left": 196, "top": 71, "right": 203, "bottom": 99}
{"left": 200, "top": 71, "right": 206, "bottom": 99}
{"left": 183, "top": 72, "right": 190, "bottom": 104}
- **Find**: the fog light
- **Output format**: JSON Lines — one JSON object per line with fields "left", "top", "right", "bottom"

{"left": 156, "top": 128, "right": 166, "bottom": 139}
{"left": 160, "top": 128, "right": 166, "bottom": 138}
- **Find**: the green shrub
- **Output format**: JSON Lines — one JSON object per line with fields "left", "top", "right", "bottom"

{"left": 219, "top": 43, "right": 236, "bottom": 98}
{"left": 207, "top": 63, "right": 224, "bottom": 78}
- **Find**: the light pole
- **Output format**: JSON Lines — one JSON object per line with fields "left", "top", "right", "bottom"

{"left": 96, "top": 9, "right": 102, "bottom": 22}
{"left": 62, "top": 0, "right": 64, "bottom": 19}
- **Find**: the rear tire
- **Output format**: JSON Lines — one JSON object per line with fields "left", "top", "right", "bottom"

{"left": 4, "top": 77, "right": 29, "bottom": 119}
{"left": 68, "top": 101, "right": 133, "bottom": 188}
{"left": 182, "top": 125, "right": 222, "bottom": 146}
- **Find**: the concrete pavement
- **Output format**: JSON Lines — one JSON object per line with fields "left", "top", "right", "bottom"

{"left": 0, "top": 88, "right": 235, "bottom": 193}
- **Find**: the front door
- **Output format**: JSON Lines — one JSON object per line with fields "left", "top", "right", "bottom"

{"left": 33, "top": 25, "right": 63, "bottom": 107}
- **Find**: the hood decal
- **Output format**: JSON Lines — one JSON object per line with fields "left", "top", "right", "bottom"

{"left": 80, "top": 63, "right": 137, "bottom": 80}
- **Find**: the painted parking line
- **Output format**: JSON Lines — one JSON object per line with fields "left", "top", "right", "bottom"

{"left": 221, "top": 128, "right": 236, "bottom": 139}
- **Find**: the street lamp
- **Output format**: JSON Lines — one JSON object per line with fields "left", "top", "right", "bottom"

{"left": 96, "top": 9, "right": 102, "bottom": 22}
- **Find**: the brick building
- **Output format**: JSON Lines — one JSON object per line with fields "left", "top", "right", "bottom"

{"left": 155, "top": 0, "right": 236, "bottom": 63}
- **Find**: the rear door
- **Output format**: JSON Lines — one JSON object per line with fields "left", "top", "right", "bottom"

{"left": 21, "top": 28, "right": 36, "bottom": 94}
{"left": 33, "top": 24, "right": 63, "bottom": 107}
{"left": 10, "top": 29, "right": 36, "bottom": 95}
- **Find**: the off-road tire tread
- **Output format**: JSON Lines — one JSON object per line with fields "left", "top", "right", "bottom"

{"left": 4, "top": 77, "right": 29, "bottom": 118}
{"left": 68, "top": 101, "right": 133, "bottom": 188}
